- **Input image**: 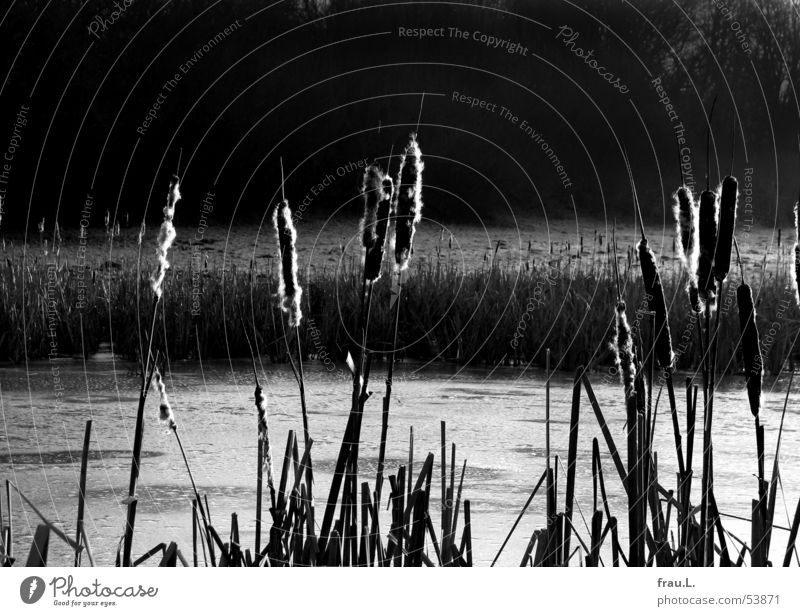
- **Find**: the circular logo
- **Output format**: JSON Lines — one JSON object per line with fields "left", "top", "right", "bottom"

{"left": 20, "top": 576, "right": 46, "bottom": 604}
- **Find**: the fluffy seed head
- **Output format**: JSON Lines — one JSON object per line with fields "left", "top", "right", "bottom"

{"left": 673, "top": 186, "right": 698, "bottom": 272}
{"left": 255, "top": 384, "right": 275, "bottom": 492}
{"left": 273, "top": 200, "right": 303, "bottom": 327}
{"left": 794, "top": 202, "right": 800, "bottom": 307}
{"left": 714, "top": 176, "right": 738, "bottom": 282}
{"left": 364, "top": 176, "right": 394, "bottom": 282}
{"left": 637, "top": 239, "right": 674, "bottom": 370}
{"left": 360, "top": 165, "right": 384, "bottom": 250}
{"left": 612, "top": 301, "right": 636, "bottom": 399}
{"left": 153, "top": 369, "right": 176, "bottom": 429}
{"left": 150, "top": 175, "right": 181, "bottom": 299}
{"left": 737, "top": 283, "right": 762, "bottom": 418}
{"left": 697, "top": 189, "right": 719, "bottom": 309}
{"left": 394, "top": 135, "right": 424, "bottom": 270}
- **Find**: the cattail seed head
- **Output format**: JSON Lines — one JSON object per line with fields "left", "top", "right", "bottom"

{"left": 360, "top": 165, "right": 384, "bottom": 250}
{"left": 697, "top": 189, "right": 719, "bottom": 308}
{"left": 612, "top": 301, "right": 636, "bottom": 399}
{"left": 637, "top": 239, "right": 674, "bottom": 370}
{"left": 273, "top": 200, "right": 303, "bottom": 327}
{"left": 150, "top": 175, "right": 180, "bottom": 299}
{"left": 153, "top": 369, "right": 176, "bottom": 429}
{"left": 394, "top": 135, "right": 424, "bottom": 270}
{"left": 715, "top": 176, "right": 738, "bottom": 282}
{"left": 673, "top": 186, "right": 698, "bottom": 272}
{"left": 737, "top": 283, "right": 762, "bottom": 418}
{"left": 364, "top": 176, "right": 394, "bottom": 282}
{"left": 688, "top": 280, "right": 703, "bottom": 313}
{"left": 793, "top": 202, "right": 800, "bottom": 307}
{"left": 254, "top": 384, "right": 275, "bottom": 492}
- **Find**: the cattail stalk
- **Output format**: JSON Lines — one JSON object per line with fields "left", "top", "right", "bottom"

{"left": 394, "top": 135, "right": 424, "bottom": 271}
{"left": 364, "top": 176, "right": 394, "bottom": 283}
{"left": 637, "top": 239, "right": 674, "bottom": 370}
{"left": 360, "top": 165, "right": 383, "bottom": 251}
{"left": 697, "top": 189, "right": 719, "bottom": 308}
{"left": 255, "top": 384, "right": 276, "bottom": 505}
{"left": 379, "top": 137, "right": 424, "bottom": 504}
{"left": 673, "top": 186, "right": 703, "bottom": 313}
{"left": 153, "top": 369, "right": 175, "bottom": 429}
{"left": 737, "top": 283, "right": 763, "bottom": 418}
{"left": 673, "top": 186, "right": 697, "bottom": 269}
{"left": 715, "top": 176, "right": 738, "bottom": 283}
{"left": 155, "top": 367, "right": 214, "bottom": 556}
{"left": 793, "top": 201, "right": 800, "bottom": 307}
{"left": 612, "top": 302, "right": 636, "bottom": 400}
{"left": 273, "top": 201, "right": 303, "bottom": 328}
{"left": 150, "top": 176, "right": 180, "bottom": 299}
{"left": 124, "top": 175, "right": 181, "bottom": 566}
{"left": 638, "top": 238, "right": 686, "bottom": 479}
{"left": 273, "top": 197, "right": 313, "bottom": 541}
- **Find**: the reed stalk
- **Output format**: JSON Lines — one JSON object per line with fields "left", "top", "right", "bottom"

{"left": 74, "top": 420, "right": 92, "bottom": 566}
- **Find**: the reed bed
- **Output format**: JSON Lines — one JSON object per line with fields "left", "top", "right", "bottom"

{"left": 2, "top": 242, "right": 798, "bottom": 374}
{"left": 2, "top": 137, "right": 800, "bottom": 568}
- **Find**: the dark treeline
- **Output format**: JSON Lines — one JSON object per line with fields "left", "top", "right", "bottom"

{"left": 0, "top": 0, "right": 798, "bottom": 235}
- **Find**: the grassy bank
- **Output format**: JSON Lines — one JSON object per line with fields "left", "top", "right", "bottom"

{"left": 2, "top": 245, "right": 797, "bottom": 374}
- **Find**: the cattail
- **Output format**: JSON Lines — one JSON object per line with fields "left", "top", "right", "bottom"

{"left": 360, "top": 165, "right": 384, "bottom": 250}
{"left": 673, "top": 186, "right": 698, "bottom": 270}
{"left": 793, "top": 202, "right": 800, "bottom": 307}
{"left": 696, "top": 189, "right": 719, "bottom": 308}
{"left": 637, "top": 239, "right": 674, "bottom": 369}
{"left": 673, "top": 186, "right": 703, "bottom": 312}
{"left": 364, "top": 176, "right": 394, "bottom": 282}
{"left": 737, "top": 283, "right": 762, "bottom": 417}
{"left": 273, "top": 200, "right": 302, "bottom": 327}
{"left": 150, "top": 175, "right": 180, "bottom": 299}
{"left": 153, "top": 369, "right": 176, "bottom": 429}
{"left": 612, "top": 301, "right": 636, "bottom": 399}
{"left": 688, "top": 281, "right": 703, "bottom": 313}
{"left": 254, "top": 384, "right": 275, "bottom": 493}
{"left": 715, "top": 176, "right": 738, "bottom": 282}
{"left": 394, "top": 135, "right": 424, "bottom": 270}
